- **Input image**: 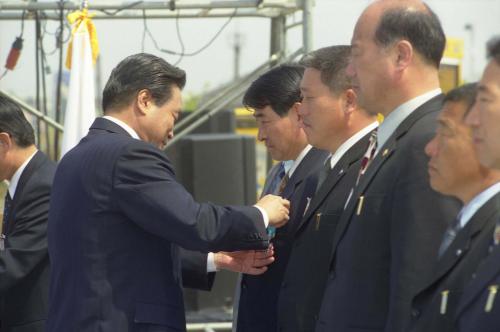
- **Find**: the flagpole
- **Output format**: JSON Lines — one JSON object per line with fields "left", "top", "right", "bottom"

{"left": 60, "top": 0, "right": 98, "bottom": 158}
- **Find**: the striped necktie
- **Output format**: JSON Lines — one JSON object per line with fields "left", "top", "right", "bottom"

{"left": 438, "top": 215, "right": 462, "bottom": 258}
{"left": 315, "top": 155, "right": 332, "bottom": 194}
{"left": 355, "top": 129, "right": 378, "bottom": 186}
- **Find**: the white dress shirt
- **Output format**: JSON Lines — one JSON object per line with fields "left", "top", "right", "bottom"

{"left": 458, "top": 182, "right": 500, "bottom": 229}
{"left": 102, "top": 116, "right": 141, "bottom": 140}
{"left": 329, "top": 122, "right": 379, "bottom": 170}
{"left": 284, "top": 144, "right": 313, "bottom": 177}
{"left": 376, "top": 89, "right": 442, "bottom": 155}
{"left": 7, "top": 150, "right": 38, "bottom": 198}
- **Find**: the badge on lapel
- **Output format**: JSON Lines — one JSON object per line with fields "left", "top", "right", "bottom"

{"left": 303, "top": 197, "right": 312, "bottom": 217}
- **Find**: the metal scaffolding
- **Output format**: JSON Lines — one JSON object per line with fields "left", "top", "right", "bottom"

{"left": 0, "top": 0, "right": 313, "bottom": 156}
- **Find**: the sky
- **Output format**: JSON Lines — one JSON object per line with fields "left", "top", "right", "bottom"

{"left": 0, "top": 0, "right": 499, "bottom": 107}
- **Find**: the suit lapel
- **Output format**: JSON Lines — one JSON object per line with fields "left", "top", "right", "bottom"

{"left": 300, "top": 159, "right": 348, "bottom": 229}
{"left": 7, "top": 151, "right": 46, "bottom": 230}
{"left": 344, "top": 94, "right": 445, "bottom": 222}
{"left": 456, "top": 243, "right": 500, "bottom": 316}
{"left": 281, "top": 148, "right": 327, "bottom": 199}
{"left": 301, "top": 132, "right": 371, "bottom": 230}
{"left": 416, "top": 194, "right": 500, "bottom": 295}
{"left": 332, "top": 95, "right": 445, "bottom": 265}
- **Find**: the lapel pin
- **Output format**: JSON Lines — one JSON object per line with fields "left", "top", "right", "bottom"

{"left": 485, "top": 285, "right": 498, "bottom": 312}
{"left": 303, "top": 197, "right": 312, "bottom": 217}
{"left": 440, "top": 290, "right": 449, "bottom": 314}
{"left": 356, "top": 196, "right": 365, "bottom": 216}
{"left": 382, "top": 149, "right": 389, "bottom": 157}
{"left": 315, "top": 213, "right": 321, "bottom": 231}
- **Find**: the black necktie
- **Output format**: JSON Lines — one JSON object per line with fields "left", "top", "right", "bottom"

{"left": 3, "top": 192, "right": 12, "bottom": 235}
{"left": 438, "top": 215, "right": 462, "bottom": 258}
{"left": 316, "top": 155, "right": 332, "bottom": 194}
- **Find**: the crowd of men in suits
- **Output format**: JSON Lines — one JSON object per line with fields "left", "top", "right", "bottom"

{"left": 1, "top": 0, "right": 500, "bottom": 331}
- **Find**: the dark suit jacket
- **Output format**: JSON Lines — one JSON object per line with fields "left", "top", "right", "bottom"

{"left": 408, "top": 192, "right": 500, "bottom": 332}
{"left": 0, "top": 151, "right": 55, "bottom": 332}
{"left": 277, "top": 131, "right": 372, "bottom": 332}
{"left": 180, "top": 249, "right": 215, "bottom": 291}
{"left": 236, "top": 147, "right": 328, "bottom": 332}
{"left": 455, "top": 224, "right": 500, "bottom": 332}
{"left": 316, "top": 95, "right": 461, "bottom": 332}
{"left": 46, "top": 118, "right": 269, "bottom": 332}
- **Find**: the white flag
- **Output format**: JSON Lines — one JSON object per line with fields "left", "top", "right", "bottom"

{"left": 61, "top": 21, "right": 96, "bottom": 158}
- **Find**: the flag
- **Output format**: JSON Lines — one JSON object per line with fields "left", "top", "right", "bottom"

{"left": 61, "top": 9, "right": 99, "bottom": 158}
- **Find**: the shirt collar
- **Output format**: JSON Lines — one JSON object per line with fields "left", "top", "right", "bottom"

{"left": 459, "top": 182, "right": 500, "bottom": 228}
{"left": 102, "top": 116, "right": 141, "bottom": 140}
{"left": 283, "top": 144, "right": 313, "bottom": 177}
{"left": 8, "top": 150, "right": 38, "bottom": 198}
{"left": 377, "top": 89, "right": 441, "bottom": 152}
{"left": 330, "top": 121, "right": 379, "bottom": 169}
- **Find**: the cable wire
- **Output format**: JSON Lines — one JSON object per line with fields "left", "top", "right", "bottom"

{"left": 142, "top": 9, "right": 237, "bottom": 58}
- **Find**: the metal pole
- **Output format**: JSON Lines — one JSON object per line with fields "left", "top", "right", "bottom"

{"left": 268, "top": 14, "right": 286, "bottom": 171}
{"left": 302, "top": 0, "right": 313, "bottom": 53}
{"left": 0, "top": 11, "right": 286, "bottom": 20}
{"left": 270, "top": 15, "right": 286, "bottom": 60}
{"left": 0, "top": 90, "right": 64, "bottom": 132}
{"left": 174, "top": 53, "right": 278, "bottom": 134}
{"left": 0, "top": 0, "right": 296, "bottom": 11}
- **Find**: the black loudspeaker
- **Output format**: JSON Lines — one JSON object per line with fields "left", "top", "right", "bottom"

{"left": 177, "top": 109, "right": 236, "bottom": 135}
{"left": 169, "top": 133, "right": 256, "bottom": 206}
{"left": 166, "top": 133, "right": 257, "bottom": 320}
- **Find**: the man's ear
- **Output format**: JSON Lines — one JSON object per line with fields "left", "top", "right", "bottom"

{"left": 0, "top": 132, "right": 12, "bottom": 153}
{"left": 343, "top": 89, "right": 357, "bottom": 115}
{"left": 289, "top": 102, "right": 302, "bottom": 122}
{"left": 135, "top": 89, "right": 153, "bottom": 115}
{"left": 394, "top": 40, "right": 413, "bottom": 71}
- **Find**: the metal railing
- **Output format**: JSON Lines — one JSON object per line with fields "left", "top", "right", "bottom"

{"left": 0, "top": 89, "right": 64, "bottom": 161}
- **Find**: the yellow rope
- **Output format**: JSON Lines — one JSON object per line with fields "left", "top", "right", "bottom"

{"left": 65, "top": 8, "right": 100, "bottom": 69}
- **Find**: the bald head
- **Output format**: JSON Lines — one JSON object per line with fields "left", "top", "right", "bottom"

{"left": 360, "top": 0, "right": 445, "bottom": 68}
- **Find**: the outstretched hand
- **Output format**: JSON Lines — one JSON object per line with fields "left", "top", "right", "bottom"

{"left": 214, "top": 245, "right": 275, "bottom": 275}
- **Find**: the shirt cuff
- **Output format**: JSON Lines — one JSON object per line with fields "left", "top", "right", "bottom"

{"left": 253, "top": 205, "right": 269, "bottom": 227}
{"left": 207, "top": 252, "right": 218, "bottom": 272}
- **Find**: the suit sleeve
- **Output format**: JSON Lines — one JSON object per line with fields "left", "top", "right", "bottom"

{"left": 0, "top": 178, "right": 50, "bottom": 294}
{"left": 180, "top": 249, "right": 215, "bottom": 291}
{"left": 112, "top": 142, "right": 268, "bottom": 253}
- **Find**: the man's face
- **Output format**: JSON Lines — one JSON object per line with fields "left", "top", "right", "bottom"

{"left": 348, "top": 5, "right": 392, "bottom": 115}
{"left": 298, "top": 68, "right": 347, "bottom": 152}
{"left": 254, "top": 105, "right": 301, "bottom": 161}
{"left": 0, "top": 132, "right": 12, "bottom": 181}
{"left": 143, "top": 86, "right": 182, "bottom": 149}
{"left": 425, "top": 101, "right": 482, "bottom": 197}
{"left": 466, "top": 60, "right": 500, "bottom": 169}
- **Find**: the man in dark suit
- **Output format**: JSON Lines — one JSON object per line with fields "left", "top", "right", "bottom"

{"left": 0, "top": 96, "right": 56, "bottom": 332}
{"left": 315, "top": 2, "right": 460, "bottom": 331}
{"left": 219, "top": 64, "right": 328, "bottom": 332}
{"left": 408, "top": 83, "right": 500, "bottom": 332}
{"left": 276, "top": 45, "right": 377, "bottom": 332}
{"left": 456, "top": 36, "right": 500, "bottom": 332}
{"left": 46, "top": 53, "right": 290, "bottom": 332}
